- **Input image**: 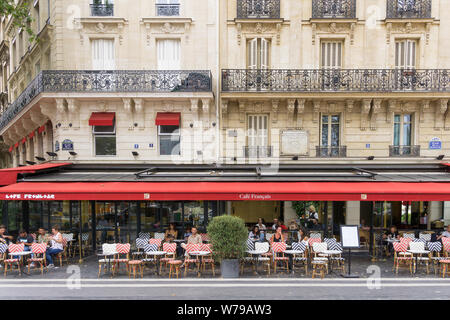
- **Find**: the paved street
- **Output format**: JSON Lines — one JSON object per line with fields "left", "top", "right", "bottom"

{"left": 0, "top": 278, "right": 449, "bottom": 300}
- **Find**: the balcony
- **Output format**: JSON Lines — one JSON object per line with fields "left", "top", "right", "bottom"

{"left": 386, "top": 0, "right": 431, "bottom": 19}
{"left": 221, "top": 69, "right": 450, "bottom": 92}
{"left": 244, "top": 146, "right": 273, "bottom": 158}
{"left": 90, "top": 4, "right": 114, "bottom": 17}
{"left": 312, "top": 0, "right": 356, "bottom": 19}
{"left": 0, "top": 70, "right": 212, "bottom": 132}
{"left": 316, "top": 146, "right": 347, "bottom": 158}
{"left": 236, "top": 0, "right": 280, "bottom": 19}
{"left": 156, "top": 4, "right": 180, "bottom": 16}
{"left": 389, "top": 145, "right": 421, "bottom": 157}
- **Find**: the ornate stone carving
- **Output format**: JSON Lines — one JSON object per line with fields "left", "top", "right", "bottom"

{"left": 271, "top": 100, "right": 279, "bottom": 124}
{"left": 436, "top": 99, "right": 448, "bottom": 130}
{"left": 371, "top": 99, "right": 382, "bottom": 131}
{"left": 361, "top": 99, "right": 372, "bottom": 131}
{"left": 313, "top": 100, "right": 321, "bottom": 124}
{"left": 420, "top": 100, "right": 430, "bottom": 123}
{"left": 239, "top": 100, "right": 246, "bottom": 123}
{"left": 387, "top": 100, "right": 396, "bottom": 123}
{"left": 346, "top": 100, "right": 354, "bottom": 123}
{"left": 134, "top": 99, "right": 145, "bottom": 130}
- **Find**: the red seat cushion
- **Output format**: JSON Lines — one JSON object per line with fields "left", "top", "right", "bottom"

{"left": 128, "top": 260, "right": 142, "bottom": 265}
{"left": 440, "top": 260, "right": 450, "bottom": 264}
{"left": 4, "top": 259, "right": 19, "bottom": 263}
{"left": 169, "top": 260, "right": 182, "bottom": 265}
{"left": 113, "top": 259, "right": 129, "bottom": 263}
{"left": 184, "top": 259, "right": 198, "bottom": 263}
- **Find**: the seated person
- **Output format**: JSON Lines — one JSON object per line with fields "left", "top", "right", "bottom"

{"left": 17, "top": 230, "right": 34, "bottom": 251}
{"left": 270, "top": 227, "right": 286, "bottom": 245}
{"left": 181, "top": 227, "right": 202, "bottom": 249}
{"left": 37, "top": 228, "right": 51, "bottom": 244}
{"left": 165, "top": 223, "right": 178, "bottom": 242}
{"left": 248, "top": 226, "right": 264, "bottom": 243}
{"left": 0, "top": 225, "right": 13, "bottom": 245}
{"left": 183, "top": 227, "right": 192, "bottom": 241}
{"left": 255, "top": 218, "right": 266, "bottom": 231}
{"left": 288, "top": 219, "right": 299, "bottom": 231}
{"left": 360, "top": 219, "right": 370, "bottom": 231}
{"left": 437, "top": 225, "right": 450, "bottom": 241}
{"left": 46, "top": 225, "right": 64, "bottom": 269}
{"left": 383, "top": 225, "right": 399, "bottom": 256}
{"left": 297, "top": 228, "right": 309, "bottom": 243}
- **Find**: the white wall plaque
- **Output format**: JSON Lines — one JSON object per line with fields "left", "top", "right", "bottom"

{"left": 280, "top": 130, "right": 308, "bottom": 156}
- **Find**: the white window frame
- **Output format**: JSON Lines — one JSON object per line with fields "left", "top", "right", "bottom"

{"left": 247, "top": 38, "right": 270, "bottom": 69}
{"left": 158, "top": 124, "right": 181, "bottom": 156}
{"left": 395, "top": 39, "right": 417, "bottom": 69}
{"left": 91, "top": 38, "right": 115, "bottom": 70}
{"left": 320, "top": 113, "right": 341, "bottom": 147}
{"left": 157, "top": 39, "right": 181, "bottom": 70}
{"left": 247, "top": 114, "right": 269, "bottom": 147}
{"left": 321, "top": 41, "right": 343, "bottom": 69}
{"left": 393, "top": 113, "right": 414, "bottom": 146}
{"left": 93, "top": 123, "right": 116, "bottom": 156}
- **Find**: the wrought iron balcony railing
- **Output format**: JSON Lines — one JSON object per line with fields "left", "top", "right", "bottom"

{"left": 0, "top": 70, "right": 212, "bottom": 132}
{"left": 389, "top": 145, "right": 421, "bottom": 157}
{"left": 90, "top": 4, "right": 114, "bottom": 17}
{"left": 386, "top": 0, "right": 431, "bottom": 19}
{"left": 221, "top": 69, "right": 450, "bottom": 92}
{"left": 237, "top": 0, "right": 280, "bottom": 19}
{"left": 316, "top": 146, "right": 347, "bottom": 158}
{"left": 244, "top": 146, "right": 273, "bottom": 158}
{"left": 312, "top": 0, "right": 356, "bottom": 19}
{"left": 156, "top": 4, "right": 180, "bottom": 16}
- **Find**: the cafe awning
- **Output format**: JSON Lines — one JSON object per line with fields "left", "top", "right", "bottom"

{"left": 1, "top": 181, "right": 450, "bottom": 201}
{"left": 0, "top": 163, "right": 72, "bottom": 186}
{"left": 155, "top": 112, "right": 180, "bottom": 126}
{"left": 88, "top": 112, "right": 115, "bottom": 126}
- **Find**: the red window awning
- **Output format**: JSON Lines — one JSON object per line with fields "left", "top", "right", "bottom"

{"left": 0, "top": 163, "right": 72, "bottom": 186}
{"left": 38, "top": 125, "right": 46, "bottom": 134}
{"left": 14, "top": 143, "right": 19, "bottom": 149}
{"left": 29, "top": 131, "right": 35, "bottom": 139}
{"left": 2, "top": 181, "right": 450, "bottom": 201}
{"left": 89, "top": 112, "right": 115, "bottom": 126}
{"left": 155, "top": 112, "right": 180, "bottom": 126}
{"left": 8, "top": 146, "right": 13, "bottom": 153}
{"left": 21, "top": 138, "right": 26, "bottom": 145}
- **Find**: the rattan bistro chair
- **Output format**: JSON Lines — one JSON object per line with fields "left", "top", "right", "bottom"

{"left": 393, "top": 242, "right": 413, "bottom": 275}
{"left": 271, "top": 242, "right": 289, "bottom": 273}
{"left": 27, "top": 243, "right": 48, "bottom": 275}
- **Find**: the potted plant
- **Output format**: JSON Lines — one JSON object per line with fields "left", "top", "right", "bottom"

{"left": 207, "top": 215, "right": 248, "bottom": 278}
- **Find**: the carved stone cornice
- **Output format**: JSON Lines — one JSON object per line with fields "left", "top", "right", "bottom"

{"left": 76, "top": 18, "right": 128, "bottom": 45}
{"left": 371, "top": 99, "right": 382, "bottom": 131}
{"left": 310, "top": 20, "right": 357, "bottom": 45}
{"left": 232, "top": 19, "right": 286, "bottom": 46}
{"left": 346, "top": 100, "right": 354, "bottom": 123}
{"left": 141, "top": 17, "right": 192, "bottom": 45}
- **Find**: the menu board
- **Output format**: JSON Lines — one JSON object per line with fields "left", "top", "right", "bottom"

{"left": 340, "top": 225, "right": 360, "bottom": 248}
{"left": 280, "top": 130, "right": 308, "bottom": 155}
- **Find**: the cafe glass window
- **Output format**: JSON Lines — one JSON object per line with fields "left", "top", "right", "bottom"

{"left": 184, "top": 201, "right": 205, "bottom": 230}
{"left": 50, "top": 201, "right": 70, "bottom": 231}
{"left": 141, "top": 202, "right": 160, "bottom": 232}
{"left": 8, "top": 201, "right": 22, "bottom": 232}
{"left": 117, "top": 202, "right": 138, "bottom": 243}
{"left": 93, "top": 123, "right": 116, "bottom": 156}
{"left": 29, "top": 202, "right": 42, "bottom": 231}
{"left": 161, "top": 202, "right": 183, "bottom": 232}
{"left": 158, "top": 125, "right": 180, "bottom": 156}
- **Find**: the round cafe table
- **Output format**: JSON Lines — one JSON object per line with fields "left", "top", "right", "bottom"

{"left": 246, "top": 250, "right": 267, "bottom": 274}
{"left": 189, "top": 251, "right": 210, "bottom": 277}
{"left": 8, "top": 251, "right": 31, "bottom": 276}
{"left": 407, "top": 249, "right": 430, "bottom": 274}
{"left": 143, "top": 251, "right": 166, "bottom": 275}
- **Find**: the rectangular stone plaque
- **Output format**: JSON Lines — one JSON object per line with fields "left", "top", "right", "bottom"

{"left": 280, "top": 130, "right": 308, "bottom": 156}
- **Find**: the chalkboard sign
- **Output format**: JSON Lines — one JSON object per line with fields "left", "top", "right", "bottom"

{"left": 62, "top": 139, "right": 74, "bottom": 151}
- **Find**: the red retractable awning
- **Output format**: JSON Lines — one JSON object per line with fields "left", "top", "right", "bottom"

{"left": 29, "top": 131, "right": 35, "bottom": 139}
{"left": 0, "top": 163, "right": 72, "bottom": 186}
{"left": 21, "top": 137, "right": 26, "bottom": 145}
{"left": 89, "top": 112, "right": 115, "bottom": 126}
{"left": 8, "top": 146, "right": 13, "bottom": 153}
{"left": 2, "top": 181, "right": 450, "bottom": 201}
{"left": 14, "top": 143, "right": 19, "bottom": 149}
{"left": 155, "top": 112, "right": 180, "bottom": 126}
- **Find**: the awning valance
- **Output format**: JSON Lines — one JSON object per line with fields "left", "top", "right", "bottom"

{"left": 2, "top": 181, "right": 450, "bottom": 201}
{"left": 155, "top": 112, "right": 180, "bottom": 126}
{"left": 89, "top": 112, "right": 115, "bottom": 126}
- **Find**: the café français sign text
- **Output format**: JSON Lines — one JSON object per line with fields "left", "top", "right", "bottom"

{"left": 5, "top": 194, "right": 56, "bottom": 200}
{"left": 239, "top": 194, "right": 272, "bottom": 200}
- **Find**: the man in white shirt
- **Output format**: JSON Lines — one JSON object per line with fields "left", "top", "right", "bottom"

{"left": 438, "top": 225, "right": 450, "bottom": 240}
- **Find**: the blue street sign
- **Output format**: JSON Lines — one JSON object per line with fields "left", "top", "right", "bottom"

{"left": 429, "top": 137, "right": 442, "bottom": 150}
{"left": 134, "top": 144, "right": 139, "bottom": 149}
{"left": 62, "top": 139, "right": 74, "bottom": 151}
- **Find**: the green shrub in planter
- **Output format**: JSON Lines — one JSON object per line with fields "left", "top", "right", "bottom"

{"left": 207, "top": 215, "right": 248, "bottom": 261}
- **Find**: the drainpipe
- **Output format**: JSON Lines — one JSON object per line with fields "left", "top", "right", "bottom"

{"left": 215, "top": 0, "right": 220, "bottom": 165}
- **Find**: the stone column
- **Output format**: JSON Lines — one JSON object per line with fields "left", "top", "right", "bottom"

{"left": 346, "top": 201, "right": 361, "bottom": 225}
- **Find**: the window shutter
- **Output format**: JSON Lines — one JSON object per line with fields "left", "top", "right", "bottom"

{"left": 92, "top": 39, "right": 102, "bottom": 69}
{"left": 260, "top": 38, "right": 269, "bottom": 69}
{"left": 92, "top": 39, "right": 115, "bottom": 70}
{"left": 248, "top": 38, "right": 257, "bottom": 69}
{"left": 322, "top": 42, "right": 342, "bottom": 69}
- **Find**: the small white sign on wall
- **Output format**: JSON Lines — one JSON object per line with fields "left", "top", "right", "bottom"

{"left": 280, "top": 130, "right": 308, "bottom": 156}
